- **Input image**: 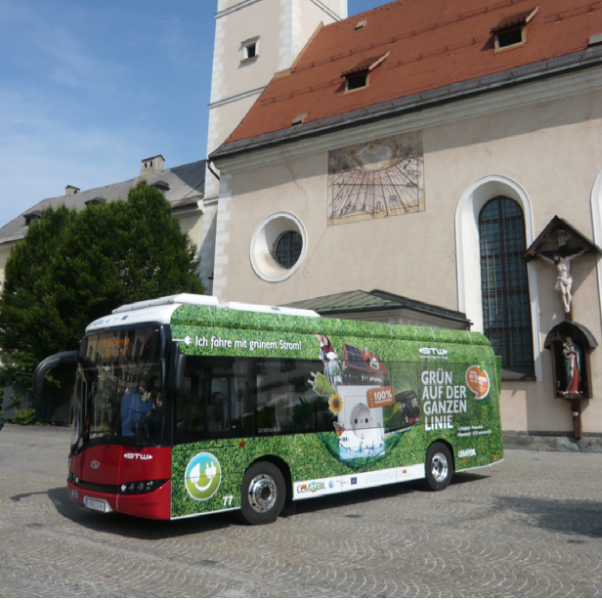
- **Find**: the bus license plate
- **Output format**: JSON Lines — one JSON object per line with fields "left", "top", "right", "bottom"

{"left": 84, "top": 497, "right": 111, "bottom": 512}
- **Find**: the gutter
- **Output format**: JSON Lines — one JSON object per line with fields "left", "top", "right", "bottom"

{"left": 210, "top": 46, "right": 602, "bottom": 161}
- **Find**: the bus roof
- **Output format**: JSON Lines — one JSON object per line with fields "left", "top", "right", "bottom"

{"left": 170, "top": 301, "right": 490, "bottom": 347}
{"left": 85, "top": 294, "right": 320, "bottom": 333}
{"left": 86, "top": 293, "right": 489, "bottom": 347}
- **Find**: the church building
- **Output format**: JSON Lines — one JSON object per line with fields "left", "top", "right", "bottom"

{"left": 202, "top": 0, "right": 602, "bottom": 445}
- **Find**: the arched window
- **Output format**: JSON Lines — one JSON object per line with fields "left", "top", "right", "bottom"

{"left": 479, "top": 197, "right": 534, "bottom": 379}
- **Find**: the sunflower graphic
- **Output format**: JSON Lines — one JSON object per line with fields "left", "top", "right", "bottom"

{"left": 328, "top": 393, "right": 343, "bottom": 414}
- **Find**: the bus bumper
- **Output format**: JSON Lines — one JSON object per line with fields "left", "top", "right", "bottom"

{"left": 67, "top": 479, "right": 172, "bottom": 520}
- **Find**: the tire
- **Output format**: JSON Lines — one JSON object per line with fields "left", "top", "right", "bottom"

{"left": 425, "top": 442, "right": 453, "bottom": 491}
{"left": 239, "top": 461, "right": 286, "bottom": 525}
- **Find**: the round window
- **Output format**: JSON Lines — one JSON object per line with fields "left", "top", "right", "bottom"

{"left": 250, "top": 212, "right": 307, "bottom": 282}
{"left": 274, "top": 231, "right": 302, "bottom": 268}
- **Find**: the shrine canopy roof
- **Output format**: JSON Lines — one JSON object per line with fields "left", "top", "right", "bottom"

{"left": 211, "top": 0, "right": 602, "bottom": 160}
{"left": 285, "top": 289, "right": 471, "bottom": 327}
{"left": 544, "top": 321, "right": 598, "bottom": 349}
{"left": 523, "top": 215, "right": 602, "bottom": 262}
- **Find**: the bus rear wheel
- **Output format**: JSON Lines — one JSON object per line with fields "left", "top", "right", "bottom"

{"left": 239, "top": 461, "right": 285, "bottom": 525}
{"left": 425, "top": 442, "right": 453, "bottom": 491}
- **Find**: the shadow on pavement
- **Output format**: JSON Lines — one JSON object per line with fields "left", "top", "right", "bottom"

{"left": 451, "top": 471, "right": 489, "bottom": 485}
{"left": 47, "top": 487, "right": 235, "bottom": 539}
{"left": 11, "top": 490, "right": 49, "bottom": 502}
{"left": 497, "top": 495, "right": 602, "bottom": 539}
{"left": 292, "top": 480, "right": 419, "bottom": 516}
{"left": 44, "top": 470, "right": 491, "bottom": 537}
{"left": 288, "top": 471, "right": 489, "bottom": 516}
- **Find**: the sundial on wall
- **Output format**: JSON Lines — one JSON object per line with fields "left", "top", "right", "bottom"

{"left": 327, "top": 131, "right": 425, "bottom": 226}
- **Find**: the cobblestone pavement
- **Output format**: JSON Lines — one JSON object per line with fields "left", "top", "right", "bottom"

{"left": 1, "top": 425, "right": 601, "bottom": 598}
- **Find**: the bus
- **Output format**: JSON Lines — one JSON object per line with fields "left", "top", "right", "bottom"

{"left": 33, "top": 293, "right": 503, "bottom": 525}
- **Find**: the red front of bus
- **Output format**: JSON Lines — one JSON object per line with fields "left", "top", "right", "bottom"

{"left": 67, "top": 445, "right": 172, "bottom": 519}
{"left": 67, "top": 325, "right": 174, "bottom": 520}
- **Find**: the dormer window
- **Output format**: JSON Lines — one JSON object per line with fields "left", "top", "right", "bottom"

{"left": 85, "top": 197, "right": 106, "bottom": 207}
{"left": 152, "top": 180, "right": 170, "bottom": 191}
{"left": 491, "top": 6, "right": 538, "bottom": 51}
{"left": 24, "top": 210, "right": 42, "bottom": 225}
{"left": 342, "top": 52, "right": 389, "bottom": 92}
{"left": 241, "top": 37, "right": 259, "bottom": 62}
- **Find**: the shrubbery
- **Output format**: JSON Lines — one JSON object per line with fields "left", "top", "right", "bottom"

{"left": 0, "top": 180, "right": 205, "bottom": 391}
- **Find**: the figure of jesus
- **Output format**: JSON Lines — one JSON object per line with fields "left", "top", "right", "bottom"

{"left": 540, "top": 248, "right": 586, "bottom": 313}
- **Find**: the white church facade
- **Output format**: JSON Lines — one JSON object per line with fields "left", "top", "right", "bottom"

{"left": 203, "top": 0, "right": 602, "bottom": 445}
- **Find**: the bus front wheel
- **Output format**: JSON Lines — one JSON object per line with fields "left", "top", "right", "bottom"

{"left": 239, "top": 461, "right": 285, "bottom": 525}
{"left": 425, "top": 443, "right": 453, "bottom": 491}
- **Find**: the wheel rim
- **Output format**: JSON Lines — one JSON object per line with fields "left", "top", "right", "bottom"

{"left": 431, "top": 452, "right": 449, "bottom": 483}
{"left": 248, "top": 473, "right": 277, "bottom": 513}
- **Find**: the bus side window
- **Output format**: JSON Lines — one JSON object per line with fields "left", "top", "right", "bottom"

{"left": 230, "top": 373, "right": 255, "bottom": 438}
{"left": 256, "top": 360, "right": 281, "bottom": 433}
{"left": 175, "top": 357, "right": 205, "bottom": 442}
{"left": 207, "top": 378, "right": 229, "bottom": 432}
{"left": 255, "top": 359, "right": 327, "bottom": 435}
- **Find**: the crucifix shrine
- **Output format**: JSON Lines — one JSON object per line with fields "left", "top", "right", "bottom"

{"left": 526, "top": 216, "right": 601, "bottom": 439}
{"left": 523, "top": 215, "right": 600, "bottom": 320}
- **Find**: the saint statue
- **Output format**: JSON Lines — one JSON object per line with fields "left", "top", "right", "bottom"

{"left": 540, "top": 248, "right": 586, "bottom": 313}
{"left": 563, "top": 336, "right": 582, "bottom": 395}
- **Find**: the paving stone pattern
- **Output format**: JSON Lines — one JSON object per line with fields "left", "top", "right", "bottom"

{"left": 0, "top": 424, "right": 601, "bottom": 597}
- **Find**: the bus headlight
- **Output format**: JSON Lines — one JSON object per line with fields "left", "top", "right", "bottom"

{"left": 119, "top": 480, "right": 168, "bottom": 494}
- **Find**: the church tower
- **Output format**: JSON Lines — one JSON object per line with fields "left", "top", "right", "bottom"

{"left": 204, "top": 0, "right": 348, "bottom": 201}
{"left": 201, "top": 0, "right": 347, "bottom": 293}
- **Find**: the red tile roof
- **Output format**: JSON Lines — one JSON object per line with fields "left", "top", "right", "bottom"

{"left": 221, "top": 0, "right": 602, "bottom": 150}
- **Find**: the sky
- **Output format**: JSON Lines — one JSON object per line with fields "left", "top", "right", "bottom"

{"left": 0, "top": 0, "right": 386, "bottom": 228}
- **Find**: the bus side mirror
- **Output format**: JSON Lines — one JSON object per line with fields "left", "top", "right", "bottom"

{"left": 32, "top": 350, "right": 78, "bottom": 398}
{"left": 168, "top": 342, "right": 186, "bottom": 394}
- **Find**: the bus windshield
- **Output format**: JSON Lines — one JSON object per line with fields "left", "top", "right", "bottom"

{"left": 72, "top": 327, "right": 167, "bottom": 451}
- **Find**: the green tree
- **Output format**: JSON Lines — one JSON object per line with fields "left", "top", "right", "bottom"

{"left": 0, "top": 181, "right": 204, "bottom": 385}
